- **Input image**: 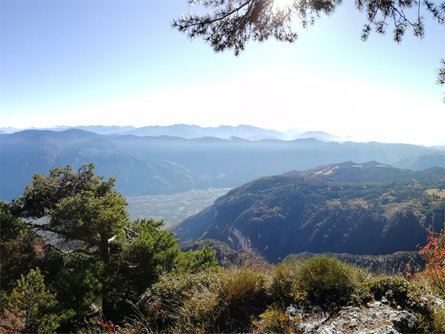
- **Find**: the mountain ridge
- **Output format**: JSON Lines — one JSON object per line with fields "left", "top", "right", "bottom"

{"left": 2, "top": 129, "right": 445, "bottom": 201}
{"left": 174, "top": 162, "right": 445, "bottom": 262}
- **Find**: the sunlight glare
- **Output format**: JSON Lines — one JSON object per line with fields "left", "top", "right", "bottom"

{"left": 273, "top": 0, "right": 294, "bottom": 11}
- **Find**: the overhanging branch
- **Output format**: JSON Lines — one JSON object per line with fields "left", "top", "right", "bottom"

{"left": 26, "top": 222, "right": 101, "bottom": 248}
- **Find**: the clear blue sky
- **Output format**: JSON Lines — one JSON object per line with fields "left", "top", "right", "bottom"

{"left": 0, "top": 0, "right": 444, "bottom": 145}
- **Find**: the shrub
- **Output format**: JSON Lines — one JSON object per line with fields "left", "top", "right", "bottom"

{"left": 368, "top": 275, "right": 410, "bottom": 306}
{"left": 268, "top": 258, "right": 301, "bottom": 304}
{"left": 220, "top": 268, "right": 267, "bottom": 306}
{"left": 174, "top": 290, "right": 221, "bottom": 334}
{"left": 293, "top": 255, "right": 367, "bottom": 308}
{"left": 141, "top": 270, "right": 221, "bottom": 332}
{"left": 418, "top": 231, "right": 445, "bottom": 297}
{"left": 218, "top": 268, "right": 269, "bottom": 331}
{"left": 0, "top": 268, "right": 71, "bottom": 333}
{"left": 141, "top": 267, "right": 268, "bottom": 333}
{"left": 175, "top": 245, "right": 218, "bottom": 273}
{"left": 252, "top": 305, "right": 300, "bottom": 334}
{"left": 433, "top": 305, "right": 445, "bottom": 333}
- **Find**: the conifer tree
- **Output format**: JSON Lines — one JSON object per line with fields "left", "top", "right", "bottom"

{"left": 0, "top": 268, "right": 68, "bottom": 333}
{"left": 15, "top": 164, "right": 217, "bottom": 324}
{"left": 173, "top": 0, "right": 444, "bottom": 89}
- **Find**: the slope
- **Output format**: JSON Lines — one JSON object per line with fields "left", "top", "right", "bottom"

{"left": 174, "top": 162, "right": 445, "bottom": 262}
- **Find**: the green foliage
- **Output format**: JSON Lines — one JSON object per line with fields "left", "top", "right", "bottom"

{"left": 268, "top": 258, "right": 301, "bottom": 304}
{"left": 119, "top": 219, "right": 179, "bottom": 295}
{"left": 16, "top": 164, "right": 132, "bottom": 322}
{"left": 0, "top": 268, "right": 72, "bottom": 333}
{"left": 105, "top": 218, "right": 214, "bottom": 320}
{"left": 180, "top": 239, "right": 268, "bottom": 269}
{"left": 0, "top": 201, "right": 39, "bottom": 291}
{"left": 132, "top": 253, "right": 445, "bottom": 333}
{"left": 368, "top": 275, "right": 411, "bottom": 307}
{"left": 115, "top": 219, "right": 217, "bottom": 310}
{"left": 286, "top": 251, "right": 425, "bottom": 276}
{"left": 43, "top": 252, "right": 104, "bottom": 327}
{"left": 10, "top": 164, "right": 218, "bottom": 327}
{"left": 175, "top": 245, "right": 218, "bottom": 273}
{"left": 293, "top": 255, "right": 368, "bottom": 308}
{"left": 20, "top": 164, "right": 130, "bottom": 263}
{"left": 21, "top": 163, "right": 108, "bottom": 217}
{"left": 50, "top": 188, "right": 129, "bottom": 258}
{"left": 139, "top": 258, "right": 372, "bottom": 332}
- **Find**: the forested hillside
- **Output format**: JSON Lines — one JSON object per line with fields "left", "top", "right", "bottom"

{"left": 175, "top": 162, "right": 445, "bottom": 262}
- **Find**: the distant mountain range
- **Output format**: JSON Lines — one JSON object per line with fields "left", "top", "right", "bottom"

{"left": 174, "top": 162, "right": 445, "bottom": 261}
{"left": 0, "top": 124, "right": 347, "bottom": 141}
{"left": 1, "top": 129, "right": 445, "bottom": 201}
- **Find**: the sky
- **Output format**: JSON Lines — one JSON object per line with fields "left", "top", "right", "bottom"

{"left": 0, "top": 0, "right": 444, "bottom": 146}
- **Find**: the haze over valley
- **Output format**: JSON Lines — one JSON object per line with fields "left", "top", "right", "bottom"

{"left": 2, "top": 125, "right": 445, "bottom": 249}
{"left": 2, "top": 125, "right": 445, "bottom": 204}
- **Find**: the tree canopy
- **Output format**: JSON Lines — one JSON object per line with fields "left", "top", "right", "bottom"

{"left": 16, "top": 164, "right": 130, "bottom": 272}
{"left": 173, "top": 0, "right": 445, "bottom": 90}
{"left": 173, "top": 0, "right": 444, "bottom": 54}
{"left": 1, "top": 164, "right": 217, "bottom": 330}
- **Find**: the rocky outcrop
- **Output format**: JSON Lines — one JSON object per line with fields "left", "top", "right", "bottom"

{"left": 287, "top": 300, "right": 436, "bottom": 334}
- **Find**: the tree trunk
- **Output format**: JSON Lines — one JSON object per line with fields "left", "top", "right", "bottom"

{"left": 100, "top": 234, "right": 110, "bottom": 264}
{"left": 99, "top": 233, "right": 113, "bottom": 318}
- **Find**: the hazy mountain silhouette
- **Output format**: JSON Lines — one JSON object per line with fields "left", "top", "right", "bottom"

{"left": 2, "top": 129, "right": 445, "bottom": 201}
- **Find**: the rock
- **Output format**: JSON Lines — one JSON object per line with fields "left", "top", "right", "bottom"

{"left": 298, "top": 323, "right": 317, "bottom": 334}
{"left": 291, "top": 300, "right": 425, "bottom": 333}
{"left": 358, "top": 325, "right": 398, "bottom": 334}
{"left": 318, "top": 326, "right": 339, "bottom": 334}
{"left": 419, "top": 293, "right": 444, "bottom": 308}
{"left": 390, "top": 310, "right": 418, "bottom": 333}
{"left": 286, "top": 304, "right": 302, "bottom": 317}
